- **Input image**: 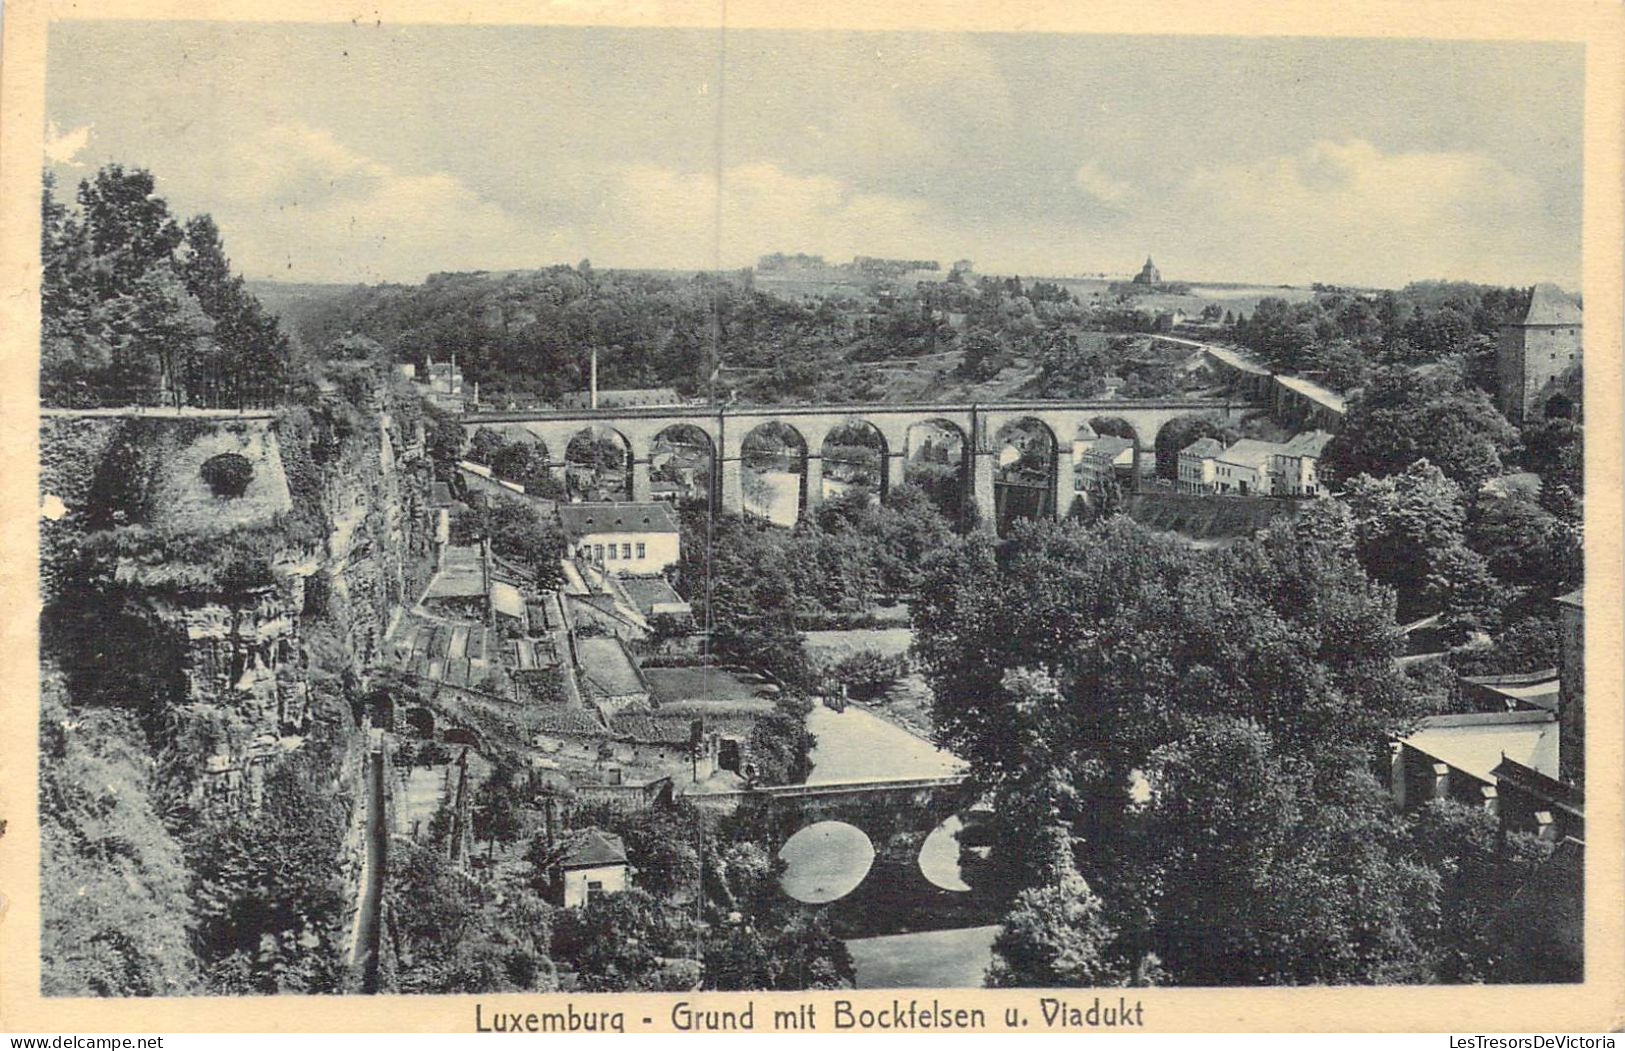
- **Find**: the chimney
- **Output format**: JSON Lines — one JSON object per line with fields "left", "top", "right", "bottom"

{"left": 590, "top": 347, "right": 599, "bottom": 410}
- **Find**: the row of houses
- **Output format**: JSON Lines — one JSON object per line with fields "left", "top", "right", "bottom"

{"left": 1176, "top": 430, "right": 1334, "bottom": 497}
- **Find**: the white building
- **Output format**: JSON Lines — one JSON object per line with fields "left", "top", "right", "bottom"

{"left": 1213, "top": 438, "right": 1278, "bottom": 496}
{"left": 1178, "top": 432, "right": 1333, "bottom": 497}
{"left": 549, "top": 828, "right": 630, "bottom": 908}
{"left": 557, "top": 501, "right": 682, "bottom": 575}
{"left": 1177, "top": 437, "right": 1226, "bottom": 494}
{"left": 1270, "top": 430, "right": 1334, "bottom": 497}
{"left": 1075, "top": 434, "right": 1136, "bottom": 492}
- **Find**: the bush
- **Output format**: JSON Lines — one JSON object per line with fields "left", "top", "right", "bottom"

{"left": 200, "top": 452, "right": 255, "bottom": 498}
{"left": 826, "top": 649, "right": 908, "bottom": 701}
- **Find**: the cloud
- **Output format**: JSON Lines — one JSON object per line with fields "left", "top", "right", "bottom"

{"left": 1074, "top": 162, "right": 1134, "bottom": 206}
{"left": 168, "top": 127, "right": 941, "bottom": 281}
{"left": 181, "top": 123, "right": 559, "bottom": 282}
{"left": 577, "top": 161, "right": 937, "bottom": 270}
{"left": 1158, "top": 138, "right": 1571, "bottom": 285}
{"left": 44, "top": 121, "right": 91, "bottom": 167}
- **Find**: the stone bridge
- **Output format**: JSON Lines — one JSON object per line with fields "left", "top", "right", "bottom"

{"left": 686, "top": 775, "right": 1003, "bottom": 931}
{"left": 464, "top": 397, "right": 1255, "bottom": 523}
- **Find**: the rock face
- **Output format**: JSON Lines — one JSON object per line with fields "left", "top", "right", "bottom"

{"left": 40, "top": 373, "right": 437, "bottom": 811}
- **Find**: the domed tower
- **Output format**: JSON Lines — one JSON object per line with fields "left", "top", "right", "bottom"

{"left": 1132, "top": 256, "right": 1161, "bottom": 285}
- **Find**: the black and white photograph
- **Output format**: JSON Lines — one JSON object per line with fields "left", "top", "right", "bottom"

{"left": 14, "top": 6, "right": 1613, "bottom": 1025}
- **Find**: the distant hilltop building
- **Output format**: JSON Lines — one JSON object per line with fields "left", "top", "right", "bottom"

{"left": 1132, "top": 256, "right": 1162, "bottom": 285}
{"left": 1497, "top": 283, "right": 1582, "bottom": 424}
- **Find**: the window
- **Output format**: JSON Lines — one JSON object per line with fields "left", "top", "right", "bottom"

{"left": 607, "top": 544, "right": 616, "bottom": 560}
{"left": 594, "top": 544, "right": 604, "bottom": 561}
{"left": 622, "top": 543, "right": 632, "bottom": 560}
{"left": 636, "top": 543, "right": 646, "bottom": 559}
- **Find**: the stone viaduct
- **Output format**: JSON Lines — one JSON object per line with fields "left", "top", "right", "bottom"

{"left": 464, "top": 397, "right": 1255, "bottom": 524}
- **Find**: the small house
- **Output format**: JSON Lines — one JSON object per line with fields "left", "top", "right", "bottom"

{"left": 548, "top": 828, "right": 630, "bottom": 908}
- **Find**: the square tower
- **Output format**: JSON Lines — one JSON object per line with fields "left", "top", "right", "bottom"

{"left": 1497, "top": 284, "right": 1582, "bottom": 423}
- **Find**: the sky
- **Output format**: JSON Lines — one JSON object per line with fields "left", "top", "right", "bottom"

{"left": 45, "top": 23, "right": 1584, "bottom": 289}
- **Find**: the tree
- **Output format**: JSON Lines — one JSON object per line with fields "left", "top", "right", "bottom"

{"left": 466, "top": 426, "right": 507, "bottom": 465}
{"left": 987, "top": 825, "right": 1138, "bottom": 987}
{"left": 426, "top": 413, "right": 467, "bottom": 467}
{"left": 1451, "top": 614, "right": 1562, "bottom": 677}
{"left": 178, "top": 213, "right": 289, "bottom": 402}
{"left": 702, "top": 913, "right": 855, "bottom": 990}
{"left": 1323, "top": 365, "right": 1520, "bottom": 492}
{"left": 1133, "top": 716, "right": 1436, "bottom": 985}
{"left": 1467, "top": 495, "right": 1575, "bottom": 593}
{"left": 472, "top": 763, "right": 529, "bottom": 858}
{"left": 456, "top": 492, "right": 568, "bottom": 591}
{"left": 77, "top": 164, "right": 183, "bottom": 292}
{"left": 188, "top": 750, "right": 353, "bottom": 994}
{"left": 551, "top": 889, "right": 698, "bottom": 991}
{"left": 1342, "top": 461, "right": 1502, "bottom": 626}
{"left": 912, "top": 514, "right": 1436, "bottom": 981}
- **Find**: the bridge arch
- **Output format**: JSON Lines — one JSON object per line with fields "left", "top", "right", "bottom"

{"left": 740, "top": 420, "right": 808, "bottom": 525}
{"left": 819, "top": 418, "right": 890, "bottom": 506}
{"left": 904, "top": 418, "right": 969, "bottom": 524}
{"left": 992, "top": 416, "right": 1058, "bottom": 535}
{"left": 918, "top": 810, "right": 994, "bottom": 892}
{"left": 778, "top": 819, "right": 877, "bottom": 904}
{"left": 1087, "top": 416, "right": 1144, "bottom": 488}
{"left": 649, "top": 423, "right": 716, "bottom": 508}
{"left": 564, "top": 424, "right": 633, "bottom": 501}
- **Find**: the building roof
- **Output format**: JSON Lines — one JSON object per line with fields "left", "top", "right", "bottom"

{"left": 1402, "top": 710, "right": 1559, "bottom": 785}
{"left": 1083, "top": 435, "right": 1136, "bottom": 461}
{"left": 559, "top": 387, "right": 682, "bottom": 409}
{"left": 559, "top": 828, "right": 628, "bottom": 870}
{"left": 1279, "top": 430, "right": 1335, "bottom": 458}
{"left": 1219, "top": 438, "right": 1283, "bottom": 471}
{"left": 1181, "top": 437, "right": 1226, "bottom": 459}
{"left": 1520, "top": 284, "right": 1583, "bottom": 327}
{"left": 557, "top": 501, "right": 680, "bottom": 537}
{"left": 616, "top": 576, "right": 690, "bottom": 616}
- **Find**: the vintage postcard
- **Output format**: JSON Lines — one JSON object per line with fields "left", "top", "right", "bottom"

{"left": 0, "top": 0, "right": 1621, "bottom": 1035}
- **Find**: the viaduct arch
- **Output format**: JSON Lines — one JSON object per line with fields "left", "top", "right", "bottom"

{"left": 467, "top": 397, "right": 1252, "bottom": 529}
